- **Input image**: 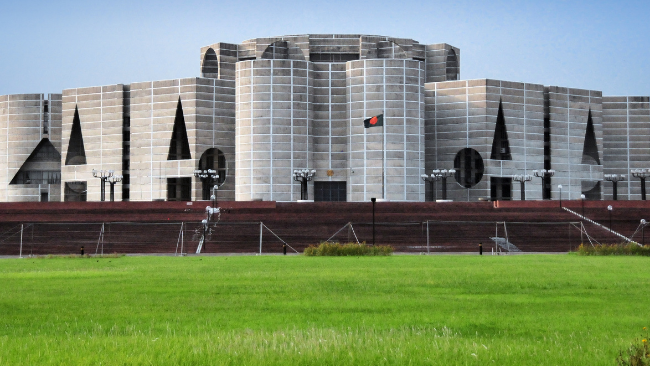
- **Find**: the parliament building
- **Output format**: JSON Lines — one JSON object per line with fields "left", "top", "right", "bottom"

{"left": 0, "top": 34, "right": 648, "bottom": 203}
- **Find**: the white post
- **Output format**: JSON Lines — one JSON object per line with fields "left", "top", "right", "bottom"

{"left": 181, "top": 222, "right": 184, "bottom": 255}
{"left": 259, "top": 222, "right": 263, "bottom": 255}
{"left": 101, "top": 223, "right": 105, "bottom": 256}
{"left": 19, "top": 224, "right": 23, "bottom": 258}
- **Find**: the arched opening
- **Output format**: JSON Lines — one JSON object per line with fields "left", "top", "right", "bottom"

{"left": 201, "top": 48, "right": 219, "bottom": 78}
{"left": 261, "top": 40, "right": 305, "bottom": 61}
{"left": 198, "top": 148, "right": 227, "bottom": 200}
{"left": 446, "top": 49, "right": 459, "bottom": 81}
{"left": 453, "top": 148, "right": 484, "bottom": 188}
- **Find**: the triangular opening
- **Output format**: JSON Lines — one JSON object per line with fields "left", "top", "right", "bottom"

{"left": 10, "top": 138, "right": 61, "bottom": 184}
{"left": 581, "top": 109, "right": 601, "bottom": 165}
{"left": 490, "top": 100, "right": 512, "bottom": 160}
{"left": 167, "top": 98, "right": 191, "bottom": 160}
{"left": 65, "top": 106, "right": 87, "bottom": 165}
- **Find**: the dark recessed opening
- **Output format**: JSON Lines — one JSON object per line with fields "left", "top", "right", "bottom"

{"left": 454, "top": 148, "right": 484, "bottom": 188}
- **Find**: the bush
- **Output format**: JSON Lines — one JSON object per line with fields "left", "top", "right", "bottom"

{"left": 576, "top": 243, "right": 650, "bottom": 256}
{"left": 617, "top": 327, "right": 649, "bottom": 366}
{"left": 303, "top": 242, "right": 393, "bottom": 256}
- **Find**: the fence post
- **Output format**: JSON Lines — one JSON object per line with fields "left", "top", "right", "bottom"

{"left": 259, "top": 222, "right": 263, "bottom": 255}
{"left": 426, "top": 220, "right": 430, "bottom": 254}
{"left": 19, "top": 224, "right": 23, "bottom": 258}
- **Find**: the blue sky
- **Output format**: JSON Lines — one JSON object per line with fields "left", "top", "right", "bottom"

{"left": 1, "top": 0, "right": 648, "bottom": 96}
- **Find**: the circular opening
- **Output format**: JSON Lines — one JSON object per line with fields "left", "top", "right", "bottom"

{"left": 453, "top": 148, "right": 484, "bottom": 188}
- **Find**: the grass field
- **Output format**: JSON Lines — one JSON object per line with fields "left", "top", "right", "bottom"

{"left": 0, "top": 254, "right": 648, "bottom": 365}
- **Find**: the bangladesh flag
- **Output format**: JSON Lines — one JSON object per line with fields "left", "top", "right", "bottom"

{"left": 364, "top": 114, "right": 383, "bottom": 128}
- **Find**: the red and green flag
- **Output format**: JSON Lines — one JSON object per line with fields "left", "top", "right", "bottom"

{"left": 364, "top": 114, "right": 383, "bottom": 128}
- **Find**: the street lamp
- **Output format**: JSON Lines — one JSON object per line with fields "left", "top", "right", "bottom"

{"left": 558, "top": 184, "right": 563, "bottom": 207}
{"left": 293, "top": 169, "right": 316, "bottom": 200}
{"left": 604, "top": 174, "right": 626, "bottom": 201}
{"left": 421, "top": 173, "right": 441, "bottom": 202}
{"left": 432, "top": 169, "right": 456, "bottom": 200}
{"left": 607, "top": 205, "right": 613, "bottom": 233}
{"left": 580, "top": 194, "right": 586, "bottom": 219}
{"left": 631, "top": 169, "right": 650, "bottom": 200}
{"left": 107, "top": 175, "right": 123, "bottom": 202}
{"left": 92, "top": 169, "right": 114, "bottom": 202}
{"left": 512, "top": 174, "right": 533, "bottom": 200}
{"left": 194, "top": 169, "right": 219, "bottom": 201}
{"left": 532, "top": 169, "right": 555, "bottom": 200}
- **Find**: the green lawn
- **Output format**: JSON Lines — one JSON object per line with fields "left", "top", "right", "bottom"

{"left": 0, "top": 254, "right": 648, "bottom": 365}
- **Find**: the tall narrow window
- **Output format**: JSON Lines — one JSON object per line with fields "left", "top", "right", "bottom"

{"left": 581, "top": 109, "right": 601, "bottom": 165}
{"left": 490, "top": 100, "right": 512, "bottom": 160}
{"left": 65, "top": 106, "right": 87, "bottom": 165}
{"left": 43, "top": 100, "right": 49, "bottom": 134}
{"left": 167, "top": 98, "right": 191, "bottom": 160}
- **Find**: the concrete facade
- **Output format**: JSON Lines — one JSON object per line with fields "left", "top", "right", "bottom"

{"left": 0, "top": 34, "right": 648, "bottom": 202}
{"left": 602, "top": 96, "right": 650, "bottom": 200}
{"left": 0, "top": 93, "right": 61, "bottom": 202}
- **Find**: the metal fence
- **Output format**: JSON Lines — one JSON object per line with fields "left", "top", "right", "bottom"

{"left": 0, "top": 220, "right": 598, "bottom": 256}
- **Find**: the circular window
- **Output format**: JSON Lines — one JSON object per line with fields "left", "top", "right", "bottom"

{"left": 453, "top": 148, "right": 484, "bottom": 188}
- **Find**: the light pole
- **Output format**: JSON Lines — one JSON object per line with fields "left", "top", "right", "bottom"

{"left": 532, "top": 169, "right": 555, "bottom": 200}
{"left": 421, "top": 173, "right": 441, "bottom": 202}
{"left": 107, "top": 175, "right": 123, "bottom": 202}
{"left": 558, "top": 184, "right": 563, "bottom": 208}
{"left": 607, "top": 205, "right": 613, "bottom": 233}
{"left": 293, "top": 169, "right": 316, "bottom": 200}
{"left": 631, "top": 169, "right": 649, "bottom": 200}
{"left": 581, "top": 194, "right": 586, "bottom": 219}
{"left": 512, "top": 174, "right": 533, "bottom": 201}
{"left": 194, "top": 169, "right": 219, "bottom": 201}
{"left": 604, "top": 174, "right": 626, "bottom": 201}
{"left": 92, "top": 169, "right": 114, "bottom": 202}
{"left": 432, "top": 169, "right": 456, "bottom": 200}
{"left": 371, "top": 197, "right": 376, "bottom": 246}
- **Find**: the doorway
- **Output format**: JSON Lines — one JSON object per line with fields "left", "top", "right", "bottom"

{"left": 490, "top": 177, "right": 512, "bottom": 201}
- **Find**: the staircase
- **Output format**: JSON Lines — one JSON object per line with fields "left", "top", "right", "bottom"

{"left": 562, "top": 207, "right": 638, "bottom": 245}
{"left": 490, "top": 236, "right": 521, "bottom": 252}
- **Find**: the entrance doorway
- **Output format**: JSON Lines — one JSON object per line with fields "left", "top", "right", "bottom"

{"left": 490, "top": 177, "right": 512, "bottom": 201}
{"left": 167, "top": 177, "right": 191, "bottom": 201}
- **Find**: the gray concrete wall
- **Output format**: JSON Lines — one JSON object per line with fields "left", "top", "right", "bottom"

{"left": 425, "top": 44, "right": 460, "bottom": 83}
{"left": 235, "top": 59, "right": 313, "bottom": 201}
{"left": 312, "top": 62, "right": 348, "bottom": 189}
{"left": 62, "top": 85, "right": 125, "bottom": 201}
{"left": 347, "top": 59, "right": 425, "bottom": 202}
{"left": 428, "top": 79, "right": 603, "bottom": 202}
{"left": 602, "top": 96, "right": 650, "bottom": 200}
{"left": 0, "top": 93, "right": 62, "bottom": 202}
{"left": 128, "top": 77, "right": 235, "bottom": 202}
{"left": 547, "top": 86, "right": 603, "bottom": 200}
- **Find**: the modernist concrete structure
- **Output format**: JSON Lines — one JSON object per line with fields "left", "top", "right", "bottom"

{"left": 1, "top": 34, "right": 649, "bottom": 202}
